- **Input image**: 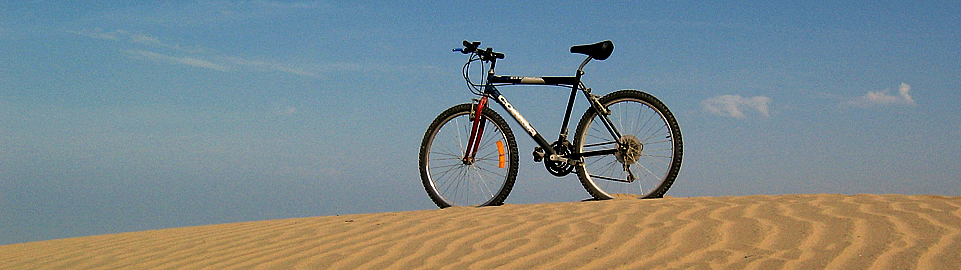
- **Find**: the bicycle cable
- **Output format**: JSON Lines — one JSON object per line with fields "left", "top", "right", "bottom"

{"left": 462, "top": 53, "right": 486, "bottom": 96}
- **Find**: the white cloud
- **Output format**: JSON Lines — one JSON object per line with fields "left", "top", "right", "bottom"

{"left": 127, "top": 50, "right": 230, "bottom": 71}
{"left": 73, "top": 28, "right": 205, "bottom": 53}
{"left": 76, "top": 28, "right": 321, "bottom": 77}
{"left": 702, "top": 95, "right": 772, "bottom": 118}
{"left": 847, "top": 83, "right": 917, "bottom": 107}
{"left": 72, "top": 28, "right": 125, "bottom": 40}
{"left": 269, "top": 101, "right": 298, "bottom": 116}
{"left": 149, "top": 1, "right": 333, "bottom": 24}
{"left": 125, "top": 50, "right": 326, "bottom": 77}
{"left": 273, "top": 106, "right": 297, "bottom": 116}
{"left": 244, "top": 0, "right": 331, "bottom": 9}
{"left": 129, "top": 33, "right": 165, "bottom": 47}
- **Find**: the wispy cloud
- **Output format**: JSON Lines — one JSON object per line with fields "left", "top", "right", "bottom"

{"left": 846, "top": 83, "right": 917, "bottom": 107}
{"left": 235, "top": 0, "right": 332, "bottom": 10}
{"left": 123, "top": 1, "right": 334, "bottom": 26}
{"left": 270, "top": 103, "right": 298, "bottom": 116}
{"left": 72, "top": 28, "right": 205, "bottom": 53}
{"left": 72, "top": 28, "right": 123, "bottom": 40}
{"left": 126, "top": 50, "right": 230, "bottom": 71}
{"left": 702, "top": 95, "right": 772, "bottom": 118}
{"left": 73, "top": 28, "right": 318, "bottom": 77}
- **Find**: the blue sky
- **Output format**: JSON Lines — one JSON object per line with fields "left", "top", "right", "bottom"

{"left": 2, "top": 1, "right": 959, "bottom": 244}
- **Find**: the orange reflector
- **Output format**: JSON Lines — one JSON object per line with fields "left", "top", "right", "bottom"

{"left": 496, "top": 141, "right": 505, "bottom": 168}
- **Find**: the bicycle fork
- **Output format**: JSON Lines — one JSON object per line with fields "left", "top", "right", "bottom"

{"left": 463, "top": 96, "right": 489, "bottom": 165}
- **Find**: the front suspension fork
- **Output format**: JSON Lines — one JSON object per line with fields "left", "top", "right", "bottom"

{"left": 463, "top": 96, "right": 489, "bottom": 164}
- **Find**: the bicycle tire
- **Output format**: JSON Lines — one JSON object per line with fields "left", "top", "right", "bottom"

{"left": 573, "top": 90, "right": 683, "bottom": 200}
{"left": 419, "top": 103, "right": 519, "bottom": 208}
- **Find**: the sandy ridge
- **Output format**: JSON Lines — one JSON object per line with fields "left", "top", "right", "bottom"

{"left": 2, "top": 194, "right": 960, "bottom": 269}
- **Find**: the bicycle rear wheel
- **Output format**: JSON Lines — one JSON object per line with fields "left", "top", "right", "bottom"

{"left": 573, "top": 90, "right": 682, "bottom": 199}
{"left": 419, "top": 103, "right": 519, "bottom": 208}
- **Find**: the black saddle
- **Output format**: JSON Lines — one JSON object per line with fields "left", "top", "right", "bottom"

{"left": 570, "top": 40, "right": 614, "bottom": 60}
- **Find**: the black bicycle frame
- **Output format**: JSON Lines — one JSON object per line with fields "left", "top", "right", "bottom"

{"left": 469, "top": 56, "right": 623, "bottom": 165}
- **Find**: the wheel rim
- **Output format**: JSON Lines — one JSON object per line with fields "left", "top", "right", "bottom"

{"left": 577, "top": 98, "right": 678, "bottom": 198}
{"left": 424, "top": 112, "right": 511, "bottom": 206}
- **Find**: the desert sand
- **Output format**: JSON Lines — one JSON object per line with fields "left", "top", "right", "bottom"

{"left": 2, "top": 194, "right": 960, "bottom": 269}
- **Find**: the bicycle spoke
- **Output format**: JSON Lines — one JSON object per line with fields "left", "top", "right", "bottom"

{"left": 420, "top": 104, "right": 518, "bottom": 208}
{"left": 574, "top": 90, "right": 681, "bottom": 199}
{"left": 423, "top": 42, "right": 681, "bottom": 207}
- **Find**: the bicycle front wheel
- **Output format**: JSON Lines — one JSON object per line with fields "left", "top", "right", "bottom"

{"left": 419, "top": 103, "right": 519, "bottom": 208}
{"left": 573, "top": 90, "right": 682, "bottom": 200}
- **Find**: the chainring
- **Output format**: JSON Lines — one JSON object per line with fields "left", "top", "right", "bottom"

{"left": 545, "top": 140, "right": 575, "bottom": 177}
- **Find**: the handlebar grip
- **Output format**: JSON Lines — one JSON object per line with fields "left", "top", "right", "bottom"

{"left": 455, "top": 40, "right": 500, "bottom": 58}
{"left": 461, "top": 40, "right": 480, "bottom": 53}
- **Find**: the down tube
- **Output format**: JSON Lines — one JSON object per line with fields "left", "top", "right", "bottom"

{"left": 488, "top": 90, "right": 555, "bottom": 152}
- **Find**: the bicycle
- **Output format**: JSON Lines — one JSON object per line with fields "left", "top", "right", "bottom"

{"left": 418, "top": 40, "right": 682, "bottom": 208}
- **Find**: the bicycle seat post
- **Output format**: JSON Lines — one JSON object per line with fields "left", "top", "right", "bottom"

{"left": 577, "top": 56, "right": 592, "bottom": 74}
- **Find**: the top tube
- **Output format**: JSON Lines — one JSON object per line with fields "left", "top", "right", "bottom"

{"left": 489, "top": 75, "right": 578, "bottom": 86}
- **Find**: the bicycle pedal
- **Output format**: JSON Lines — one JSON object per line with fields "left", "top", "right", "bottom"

{"left": 532, "top": 147, "right": 545, "bottom": 162}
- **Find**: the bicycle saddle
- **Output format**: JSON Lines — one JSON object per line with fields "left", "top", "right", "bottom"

{"left": 570, "top": 40, "right": 614, "bottom": 60}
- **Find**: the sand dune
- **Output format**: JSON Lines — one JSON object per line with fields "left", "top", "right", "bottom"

{"left": 2, "top": 194, "right": 960, "bottom": 269}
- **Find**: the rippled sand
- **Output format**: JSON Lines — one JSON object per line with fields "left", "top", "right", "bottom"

{"left": 2, "top": 194, "right": 960, "bottom": 269}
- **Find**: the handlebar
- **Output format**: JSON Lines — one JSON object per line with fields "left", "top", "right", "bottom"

{"left": 453, "top": 40, "right": 504, "bottom": 60}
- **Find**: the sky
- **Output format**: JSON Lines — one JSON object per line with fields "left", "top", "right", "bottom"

{"left": 1, "top": 0, "right": 959, "bottom": 245}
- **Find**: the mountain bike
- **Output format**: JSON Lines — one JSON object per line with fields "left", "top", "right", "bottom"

{"left": 418, "top": 40, "right": 682, "bottom": 208}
